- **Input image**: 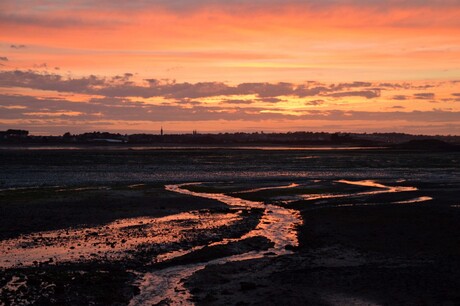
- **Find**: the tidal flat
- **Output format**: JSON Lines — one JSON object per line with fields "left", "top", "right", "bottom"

{"left": 0, "top": 148, "right": 459, "bottom": 305}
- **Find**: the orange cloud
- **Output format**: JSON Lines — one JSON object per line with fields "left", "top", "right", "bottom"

{"left": 1, "top": 1, "right": 460, "bottom": 134}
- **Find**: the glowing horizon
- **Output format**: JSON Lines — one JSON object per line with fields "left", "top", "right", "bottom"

{"left": 1, "top": 0, "right": 459, "bottom": 135}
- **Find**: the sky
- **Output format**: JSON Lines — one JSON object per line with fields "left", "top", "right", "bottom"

{"left": 1, "top": 0, "right": 460, "bottom": 135}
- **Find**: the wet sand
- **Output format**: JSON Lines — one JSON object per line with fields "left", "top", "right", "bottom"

{"left": 0, "top": 184, "right": 228, "bottom": 240}
{"left": 1, "top": 148, "right": 459, "bottom": 305}
{"left": 0, "top": 184, "right": 265, "bottom": 305}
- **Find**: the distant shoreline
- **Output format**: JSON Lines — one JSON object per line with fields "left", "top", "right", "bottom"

{"left": 0, "top": 143, "right": 387, "bottom": 151}
{"left": 1, "top": 140, "right": 459, "bottom": 151}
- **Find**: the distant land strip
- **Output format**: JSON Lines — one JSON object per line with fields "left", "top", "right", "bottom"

{"left": 1, "top": 129, "right": 460, "bottom": 150}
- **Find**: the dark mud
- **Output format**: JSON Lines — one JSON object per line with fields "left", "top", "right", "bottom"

{"left": 0, "top": 207, "right": 264, "bottom": 305}
{"left": 0, "top": 185, "right": 228, "bottom": 240}
{"left": 0, "top": 184, "right": 265, "bottom": 305}
{"left": 0, "top": 263, "right": 138, "bottom": 306}
{"left": 156, "top": 236, "right": 274, "bottom": 269}
{"left": 1, "top": 148, "right": 459, "bottom": 305}
{"left": 185, "top": 181, "right": 460, "bottom": 305}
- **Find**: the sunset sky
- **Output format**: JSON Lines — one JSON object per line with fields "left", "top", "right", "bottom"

{"left": 1, "top": 0, "right": 459, "bottom": 135}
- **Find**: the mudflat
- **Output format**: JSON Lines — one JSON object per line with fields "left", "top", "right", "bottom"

{"left": 1, "top": 148, "right": 459, "bottom": 305}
